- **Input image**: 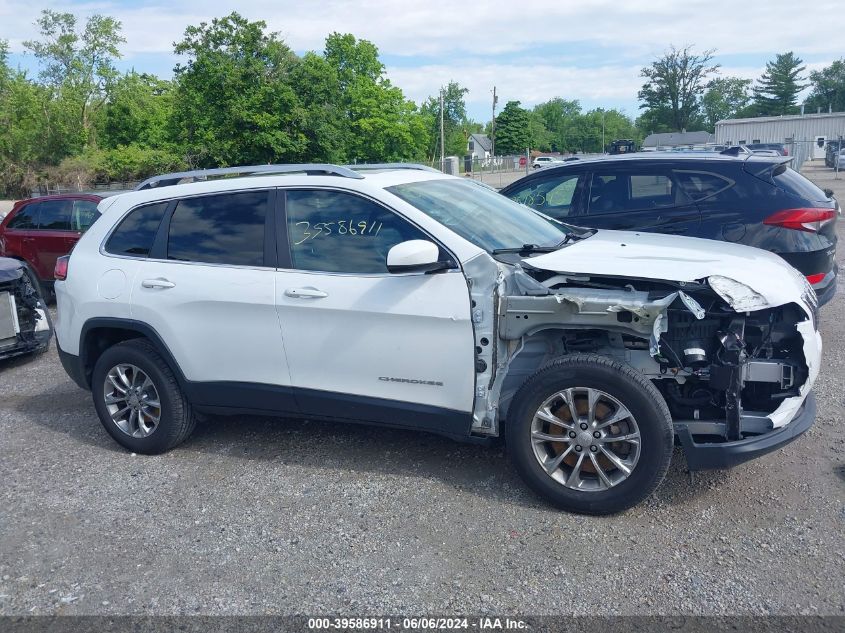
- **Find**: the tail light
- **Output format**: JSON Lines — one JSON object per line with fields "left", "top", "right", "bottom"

{"left": 763, "top": 208, "right": 836, "bottom": 232}
{"left": 54, "top": 255, "right": 70, "bottom": 281}
{"left": 783, "top": 148, "right": 788, "bottom": 155}
{"left": 805, "top": 273, "right": 825, "bottom": 285}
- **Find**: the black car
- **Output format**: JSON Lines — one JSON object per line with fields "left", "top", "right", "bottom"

{"left": 0, "top": 258, "right": 52, "bottom": 362}
{"left": 500, "top": 153, "right": 838, "bottom": 305}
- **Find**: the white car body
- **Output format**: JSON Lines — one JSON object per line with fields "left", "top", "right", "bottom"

{"left": 55, "top": 165, "right": 821, "bottom": 478}
{"left": 532, "top": 156, "right": 563, "bottom": 169}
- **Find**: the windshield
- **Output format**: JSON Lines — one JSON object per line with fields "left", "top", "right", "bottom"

{"left": 386, "top": 178, "right": 568, "bottom": 252}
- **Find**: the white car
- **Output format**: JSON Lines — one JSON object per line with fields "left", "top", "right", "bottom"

{"left": 54, "top": 163, "right": 821, "bottom": 514}
{"left": 532, "top": 156, "right": 563, "bottom": 169}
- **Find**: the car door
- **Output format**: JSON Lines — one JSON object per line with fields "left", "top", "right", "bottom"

{"left": 0, "top": 201, "right": 40, "bottom": 270}
{"left": 130, "top": 189, "right": 294, "bottom": 409}
{"left": 274, "top": 187, "right": 475, "bottom": 433}
{"left": 504, "top": 170, "right": 587, "bottom": 223}
{"left": 31, "top": 199, "right": 78, "bottom": 279}
{"left": 579, "top": 165, "right": 700, "bottom": 235}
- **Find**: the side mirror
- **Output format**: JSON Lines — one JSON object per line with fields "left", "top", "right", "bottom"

{"left": 387, "top": 240, "right": 449, "bottom": 274}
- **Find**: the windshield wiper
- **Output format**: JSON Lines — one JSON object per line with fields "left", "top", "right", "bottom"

{"left": 491, "top": 243, "right": 562, "bottom": 255}
{"left": 492, "top": 229, "right": 596, "bottom": 256}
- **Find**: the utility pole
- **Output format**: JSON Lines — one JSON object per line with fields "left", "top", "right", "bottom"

{"left": 601, "top": 109, "right": 606, "bottom": 152}
{"left": 439, "top": 88, "right": 445, "bottom": 172}
{"left": 491, "top": 86, "right": 498, "bottom": 159}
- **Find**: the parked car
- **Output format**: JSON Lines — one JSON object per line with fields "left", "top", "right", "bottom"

{"left": 533, "top": 156, "right": 563, "bottom": 169}
{"left": 0, "top": 257, "right": 52, "bottom": 362}
{"left": 834, "top": 149, "right": 845, "bottom": 170}
{"left": 54, "top": 163, "right": 820, "bottom": 515}
{"left": 746, "top": 143, "right": 788, "bottom": 156}
{"left": 500, "top": 153, "right": 838, "bottom": 305}
{"left": 0, "top": 193, "right": 108, "bottom": 296}
{"left": 825, "top": 140, "right": 841, "bottom": 168}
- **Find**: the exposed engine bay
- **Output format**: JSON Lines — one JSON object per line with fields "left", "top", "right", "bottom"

{"left": 0, "top": 259, "right": 52, "bottom": 361}
{"left": 464, "top": 254, "right": 819, "bottom": 452}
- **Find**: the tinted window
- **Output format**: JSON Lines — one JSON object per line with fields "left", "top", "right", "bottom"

{"left": 105, "top": 202, "right": 168, "bottom": 257}
{"left": 674, "top": 170, "right": 734, "bottom": 201}
{"left": 71, "top": 200, "right": 100, "bottom": 232}
{"left": 37, "top": 200, "right": 72, "bottom": 230}
{"left": 506, "top": 174, "right": 583, "bottom": 218}
{"left": 588, "top": 170, "right": 685, "bottom": 215}
{"left": 286, "top": 190, "right": 429, "bottom": 274}
{"left": 167, "top": 191, "right": 267, "bottom": 266}
{"left": 6, "top": 203, "right": 38, "bottom": 229}
{"left": 772, "top": 167, "right": 828, "bottom": 202}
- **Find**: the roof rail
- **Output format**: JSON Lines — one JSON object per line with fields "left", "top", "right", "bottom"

{"left": 134, "top": 163, "right": 364, "bottom": 190}
{"left": 346, "top": 163, "right": 441, "bottom": 173}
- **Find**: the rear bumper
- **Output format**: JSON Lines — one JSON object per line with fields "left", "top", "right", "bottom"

{"left": 676, "top": 391, "right": 816, "bottom": 470}
{"left": 812, "top": 265, "right": 838, "bottom": 306}
{"left": 57, "top": 344, "right": 89, "bottom": 390}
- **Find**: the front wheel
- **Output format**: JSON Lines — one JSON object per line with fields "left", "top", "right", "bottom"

{"left": 506, "top": 354, "right": 673, "bottom": 514}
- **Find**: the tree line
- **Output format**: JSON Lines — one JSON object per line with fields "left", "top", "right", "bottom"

{"left": 2, "top": 9, "right": 845, "bottom": 197}
{"left": 637, "top": 46, "right": 845, "bottom": 134}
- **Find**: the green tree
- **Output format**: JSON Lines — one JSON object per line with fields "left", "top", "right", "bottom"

{"left": 420, "top": 81, "right": 470, "bottom": 160}
{"left": 494, "top": 100, "right": 531, "bottom": 154}
{"left": 701, "top": 77, "right": 753, "bottom": 130}
{"left": 532, "top": 98, "right": 582, "bottom": 151}
{"left": 638, "top": 46, "right": 719, "bottom": 132}
{"left": 290, "top": 52, "right": 348, "bottom": 162}
{"left": 753, "top": 52, "right": 807, "bottom": 116}
{"left": 24, "top": 9, "right": 125, "bottom": 147}
{"left": 323, "top": 33, "right": 426, "bottom": 162}
{"left": 171, "top": 12, "right": 305, "bottom": 166}
{"left": 98, "top": 72, "right": 175, "bottom": 149}
{"left": 805, "top": 59, "right": 845, "bottom": 114}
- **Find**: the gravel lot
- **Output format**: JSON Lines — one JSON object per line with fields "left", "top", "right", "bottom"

{"left": 1, "top": 164, "right": 844, "bottom": 617}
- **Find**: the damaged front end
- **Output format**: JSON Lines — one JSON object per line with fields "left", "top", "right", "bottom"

{"left": 0, "top": 259, "right": 52, "bottom": 362}
{"left": 470, "top": 256, "right": 820, "bottom": 470}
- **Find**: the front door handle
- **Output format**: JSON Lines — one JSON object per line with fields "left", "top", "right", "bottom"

{"left": 285, "top": 287, "right": 328, "bottom": 299}
{"left": 141, "top": 278, "right": 176, "bottom": 289}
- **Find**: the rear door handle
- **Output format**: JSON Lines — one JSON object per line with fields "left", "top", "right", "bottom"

{"left": 141, "top": 278, "right": 176, "bottom": 289}
{"left": 285, "top": 287, "right": 328, "bottom": 299}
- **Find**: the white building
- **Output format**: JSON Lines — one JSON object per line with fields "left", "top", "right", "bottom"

{"left": 467, "top": 134, "right": 492, "bottom": 161}
{"left": 715, "top": 112, "right": 845, "bottom": 166}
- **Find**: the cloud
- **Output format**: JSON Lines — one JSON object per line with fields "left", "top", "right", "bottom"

{"left": 2, "top": 0, "right": 841, "bottom": 118}
{"left": 3, "top": 0, "right": 844, "bottom": 58}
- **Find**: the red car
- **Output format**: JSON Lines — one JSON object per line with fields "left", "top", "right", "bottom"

{"left": 0, "top": 193, "right": 105, "bottom": 295}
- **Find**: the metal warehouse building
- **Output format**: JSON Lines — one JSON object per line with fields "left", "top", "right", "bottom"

{"left": 715, "top": 112, "right": 845, "bottom": 169}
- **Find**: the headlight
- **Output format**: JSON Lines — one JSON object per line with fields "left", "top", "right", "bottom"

{"left": 708, "top": 275, "right": 769, "bottom": 312}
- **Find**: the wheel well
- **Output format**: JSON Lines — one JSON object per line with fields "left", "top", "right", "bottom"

{"left": 82, "top": 327, "right": 145, "bottom": 384}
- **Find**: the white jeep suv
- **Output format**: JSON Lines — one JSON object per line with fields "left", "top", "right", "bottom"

{"left": 54, "top": 163, "right": 822, "bottom": 514}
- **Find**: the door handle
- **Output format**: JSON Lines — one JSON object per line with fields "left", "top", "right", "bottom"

{"left": 285, "top": 287, "right": 328, "bottom": 299}
{"left": 141, "top": 278, "right": 176, "bottom": 289}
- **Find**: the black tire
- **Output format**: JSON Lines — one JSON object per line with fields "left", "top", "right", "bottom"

{"left": 506, "top": 354, "right": 673, "bottom": 515}
{"left": 91, "top": 338, "right": 196, "bottom": 454}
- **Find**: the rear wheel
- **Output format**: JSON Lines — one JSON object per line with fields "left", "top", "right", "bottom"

{"left": 92, "top": 339, "right": 196, "bottom": 454}
{"left": 506, "top": 354, "right": 673, "bottom": 514}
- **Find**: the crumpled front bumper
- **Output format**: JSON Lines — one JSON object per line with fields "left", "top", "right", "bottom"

{"left": 676, "top": 391, "right": 816, "bottom": 470}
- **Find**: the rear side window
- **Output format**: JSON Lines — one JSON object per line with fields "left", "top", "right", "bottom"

{"left": 772, "top": 167, "right": 828, "bottom": 202}
{"left": 167, "top": 191, "right": 267, "bottom": 266}
{"left": 674, "top": 170, "right": 734, "bottom": 201}
{"left": 105, "top": 202, "right": 168, "bottom": 257}
{"left": 37, "top": 200, "right": 72, "bottom": 230}
{"left": 587, "top": 170, "right": 686, "bottom": 215}
{"left": 6, "top": 203, "right": 38, "bottom": 229}
{"left": 71, "top": 200, "right": 100, "bottom": 232}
